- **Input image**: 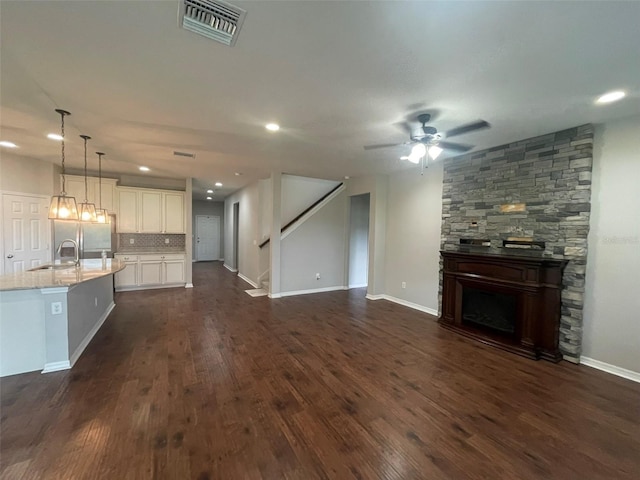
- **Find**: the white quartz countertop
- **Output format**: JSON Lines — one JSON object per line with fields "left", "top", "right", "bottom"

{"left": 0, "top": 259, "right": 125, "bottom": 292}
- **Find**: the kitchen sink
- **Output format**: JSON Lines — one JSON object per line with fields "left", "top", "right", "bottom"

{"left": 28, "top": 264, "right": 77, "bottom": 271}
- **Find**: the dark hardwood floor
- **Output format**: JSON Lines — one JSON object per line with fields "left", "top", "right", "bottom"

{"left": 1, "top": 262, "right": 639, "bottom": 479}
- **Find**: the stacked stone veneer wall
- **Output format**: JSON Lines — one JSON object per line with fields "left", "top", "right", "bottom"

{"left": 440, "top": 124, "right": 593, "bottom": 362}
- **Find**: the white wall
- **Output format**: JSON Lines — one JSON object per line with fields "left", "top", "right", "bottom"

{"left": 383, "top": 164, "right": 444, "bottom": 314}
{"left": 583, "top": 115, "right": 640, "bottom": 374}
{"left": 224, "top": 181, "right": 260, "bottom": 284}
{"left": 280, "top": 190, "right": 347, "bottom": 293}
{"left": 0, "top": 152, "right": 57, "bottom": 195}
{"left": 348, "top": 193, "right": 370, "bottom": 287}
{"left": 192, "top": 200, "right": 224, "bottom": 258}
{"left": 281, "top": 175, "right": 340, "bottom": 226}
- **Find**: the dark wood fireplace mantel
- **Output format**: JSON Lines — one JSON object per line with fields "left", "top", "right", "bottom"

{"left": 439, "top": 248, "right": 568, "bottom": 362}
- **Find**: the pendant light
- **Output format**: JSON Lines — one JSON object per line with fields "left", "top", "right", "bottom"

{"left": 95, "top": 151, "right": 108, "bottom": 224}
{"left": 77, "top": 135, "right": 97, "bottom": 222}
{"left": 48, "top": 109, "right": 79, "bottom": 220}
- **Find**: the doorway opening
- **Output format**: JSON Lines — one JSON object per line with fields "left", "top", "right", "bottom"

{"left": 348, "top": 193, "right": 370, "bottom": 289}
{"left": 232, "top": 202, "right": 240, "bottom": 270}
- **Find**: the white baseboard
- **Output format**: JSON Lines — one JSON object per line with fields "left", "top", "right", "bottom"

{"left": 223, "top": 263, "right": 238, "bottom": 273}
{"left": 580, "top": 356, "right": 640, "bottom": 383}
{"left": 115, "top": 283, "right": 185, "bottom": 292}
{"left": 42, "top": 360, "right": 71, "bottom": 374}
{"left": 366, "top": 294, "right": 439, "bottom": 317}
{"left": 349, "top": 283, "right": 368, "bottom": 289}
{"left": 279, "top": 285, "right": 348, "bottom": 298}
{"left": 69, "top": 302, "right": 116, "bottom": 368}
{"left": 365, "top": 293, "right": 385, "bottom": 301}
{"left": 218, "top": 258, "right": 224, "bottom": 261}
{"left": 185, "top": 283, "right": 193, "bottom": 289}
{"left": 237, "top": 273, "right": 258, "bottom": 288}
{"left": 268, "top": 293, "right": 282, "bottom": 299}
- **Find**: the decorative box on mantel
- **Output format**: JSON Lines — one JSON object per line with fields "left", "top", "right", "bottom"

{"left": 439, "top": 248, "right": 568, "bottom": 362}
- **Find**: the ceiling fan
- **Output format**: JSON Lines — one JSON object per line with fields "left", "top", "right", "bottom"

{"left": 363, "top": 113, "right": 491, "bottom": 160}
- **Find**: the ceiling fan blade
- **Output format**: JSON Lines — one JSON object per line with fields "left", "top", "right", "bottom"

{"left": 445, "top": 120, "right": 490, "bottom": 138}
{"left": 438, "top": 140, "right": 474, "bottom": 152}
{"left": 395, "top": 121, "right": 414, "bottom": 135}
{"left": 363, "top": 143, "right": 405, "bottom": 151}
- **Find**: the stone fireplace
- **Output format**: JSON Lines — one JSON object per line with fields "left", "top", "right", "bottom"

{"left": 439, "top": 124, "right": 593, "bottom": 362}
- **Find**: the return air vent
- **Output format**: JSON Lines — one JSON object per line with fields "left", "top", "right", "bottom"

{"left": 180, "top": 0, "right": 246, "bottom": 46}
{"left": 173, "top": 151, "right": 196, "bottom": 158}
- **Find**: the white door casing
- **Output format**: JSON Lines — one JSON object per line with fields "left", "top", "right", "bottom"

{"left": 195, "top": 215, "right": 220, "bottom": 261}
{"left": 2, "top": 194, "right": 51, "bottom": 274}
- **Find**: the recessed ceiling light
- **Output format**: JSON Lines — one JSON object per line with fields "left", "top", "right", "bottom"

{"left": 596, "top": 90, "right": 626, "bottom": 104}
{"left": 207, "top": 189, "right": 214, "bottom": 193}
{"left": 206, "top": 196, "right": 212, "bottom": 200}
{"left": 215, "top": 182, "right": 223, "bottom": 187}
{"left": 139, "top": 166, "right": 150, "bottom": 172}
{"left": 47, "top": 133, "right": 64, "bottom": 141}
{"left": 265, "top": 123, "right": 280, "bottom": 132}
{"left": 0, "top": 141, "right": 17, "bottom": 148}
{"left": 235, "top": 172, "right": 242, "bottom": 176}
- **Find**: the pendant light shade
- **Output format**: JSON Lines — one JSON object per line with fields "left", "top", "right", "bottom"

{"left": 49, "top": 109, "right": 79, "bottom": 220}
{"left": 78, "top": 134, "right": 97, "bottom": 222}
{"left": 95, "top": 151, "right": 108, "bottom": 224}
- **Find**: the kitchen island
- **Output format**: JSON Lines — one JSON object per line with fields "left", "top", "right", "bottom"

{"left": 0, "top": 259, "right": 124, "bottom": 377}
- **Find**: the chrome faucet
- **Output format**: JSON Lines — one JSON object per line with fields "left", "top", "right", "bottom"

{"left": 57, "top": 238, "right": 80, "bottom": 266}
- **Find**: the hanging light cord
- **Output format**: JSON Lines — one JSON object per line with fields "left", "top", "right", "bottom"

{"left": 83, "top": 137, "right": 89, "bottom": 202}
{"left": 60, "top": 112, "right": 66, "bottom": 195}
{"left": 98, "top": 153, "right": 103, "bottom": 210}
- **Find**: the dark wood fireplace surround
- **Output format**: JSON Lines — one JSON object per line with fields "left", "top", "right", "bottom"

{"left": 439, "top": 249, "right": 568, "bottom": 362}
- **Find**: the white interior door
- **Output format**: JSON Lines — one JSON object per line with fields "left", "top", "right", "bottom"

{"left": 196, "top": 215, "right": 220, "bottom": 261}
{"left": 2, "top": 194, "right": 51, "bottom": 274}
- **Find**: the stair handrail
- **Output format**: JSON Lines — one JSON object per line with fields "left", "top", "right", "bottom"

{"left": 258, "top": 182, "right": 344, "bottom": 249}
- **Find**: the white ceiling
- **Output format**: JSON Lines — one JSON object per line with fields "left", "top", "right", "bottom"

{"left": 1, "top": 1, "right": 639, "bottom": 200}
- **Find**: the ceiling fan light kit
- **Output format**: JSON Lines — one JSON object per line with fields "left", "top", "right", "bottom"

{"left": 48, "top": 109, "right": 79, "bottom": 221}
{"left": 364, "top": 112, "right": 491, "bottom": 169}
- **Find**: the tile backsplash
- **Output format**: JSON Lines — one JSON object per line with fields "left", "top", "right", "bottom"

{"left": 118, "top": 233, "right": 185, "bottom": 250}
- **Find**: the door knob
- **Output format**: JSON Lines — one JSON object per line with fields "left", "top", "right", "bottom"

{"left": 6, "top": 254, "right": 13, "bottom": 258}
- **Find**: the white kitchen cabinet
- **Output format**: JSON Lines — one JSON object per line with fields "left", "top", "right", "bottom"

{"left": 61, "top": 175, "right": 118, "bottom": 214}
{"left": 140, "top": 191, "right": 163, "bottom": 233}
{"left": 114, "top": 253, "right": 185, "bottom": 291}
{"left": 117, "top": 188, "right": 139, "bottom": 233}
{"left": 61, "top": 175, "right": 92, "bottom": 205}
{"left": 139, "top": 258, "right": 162, "bottom": 285}
{"left": 115, "top": 187, "right": 185, "bottom": 234}
{"left": 163, "top": 257, "right": 186, "bottom": 283}
{"left": 163, "top": 192, "right": 185, "bottom": 233}
{"left": 114, "top": 255, "right": 139, "bottom": 288}
{"left": 92, "top": 177, "right": 118, "bottom": 214}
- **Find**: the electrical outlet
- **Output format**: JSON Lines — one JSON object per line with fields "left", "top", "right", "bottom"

{"left": 51, "top": 302, "right": 62, "bottom": 315}
{"left": 129, "top": 238, "right": 135, "bottom": 244}
{"left": 94, "top": 297, "right": 98, "bottom": 307}
{"left": 316, "top": 273, "right": 321, "bottom": 280}
{"left": 165, "top": 238, "right": 169, "bottom": 244}
{"left": 401, "top": 281, "right": 406, "bottom": 289}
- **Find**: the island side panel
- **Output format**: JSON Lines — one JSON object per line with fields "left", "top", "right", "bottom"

{"left": 0, "top": 289, "right": 46, "bottom": 377}
{"left": 67, "top": 275, "right": 115, "bottom": 366}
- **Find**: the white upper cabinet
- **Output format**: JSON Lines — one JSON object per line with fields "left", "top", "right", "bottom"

{"left": 61, "top": 175, "right": 92, "bottom": 205}
{"left": 61, "top": 175, "right": 118, "bottom": 214}
{"left": 139, "top": 191, "right": 163, "bottom": 233}
{"left": 117, "top": 188, "right": 139, "bottom": 233}
{"left": 115, "top": 186, "right": 185, "bottom": 234}
{"left": 163, "top": 192, "right": 185, "bottom": 234}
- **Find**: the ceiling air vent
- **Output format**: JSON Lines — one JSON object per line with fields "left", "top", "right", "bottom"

{"left": 180, "top": 0, "right": 246, "bottom": 47}
{"left": 174, "top": 151, "right": 196, "bottom": 158}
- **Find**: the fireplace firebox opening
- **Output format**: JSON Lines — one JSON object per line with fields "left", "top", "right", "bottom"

{"left": 461, "top": 287, "right": 517, "bottom": 335}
